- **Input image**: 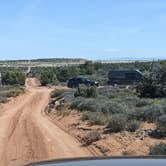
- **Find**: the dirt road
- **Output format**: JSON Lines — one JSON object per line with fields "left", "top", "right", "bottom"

{"left": 0, "top": 78, "right": 91, "bottom": 166}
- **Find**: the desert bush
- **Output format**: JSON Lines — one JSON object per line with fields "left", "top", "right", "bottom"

{"left": 56, "top": 68, "right": 71, "bottom": 82}
{"left": 130, "top": 104, "right": 166, "bottom": 122}
{"left": 81, "top": 112, "right": 90, "bottom": 121}
{"left": 81, "top": 111, "right": 110, "bottom": 125}
{"left": 99, "top": 87, "right": 135, "bottom": 99}
{"left": 71, "top": 97, "right": 96, "bottom": 111}
{"left": 81, "top": 131, "right": 100, "bottom": 146}
{"left": 107, "top": 100, "right": 128, "bottom": 115}
{"left": 156, "top": 115, "right": 166, "bottom": 134}
{"left": 136, "top": 99, "right": 152, "bottom": 107}
{"left": 74, "top": 85, "right": 98, "bottom": 98}
{"left": 80, "top": 61, "right": 94, "bottom": 75}
{"left": 40, "top": 69, "right": 57, "bottom": 86}
{"left": 71, "top": 97, "right": 128, "bottom": 115}
{"left": 143, "top": 104, "right": 166, "bottom": 122}
{"left": 74, "top": 85, "right": 88, "bottom": 97}
{"left": 150, "top": 143, "right": 166, "bottom": 155}
{"left": 107, "top": 114, "right": 127, "bottom": 132}
{"left": 87, "top": 86, "right": 98, "bottom": 98}
{"left": 137, "top": 63, "right": 166, "bottom": 98}
{"left": 126, "top": 120, "right": 140, "bottom": 132}
{"left": 137, "top": 74, "right": 158, "bottom": 98}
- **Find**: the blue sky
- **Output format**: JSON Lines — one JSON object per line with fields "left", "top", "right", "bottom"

{"left": 0, "top": 0, "right": 166, "bottom": 60}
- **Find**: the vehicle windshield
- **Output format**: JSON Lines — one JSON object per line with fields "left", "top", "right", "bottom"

{"left": 0, "top": 0, "right": 165, "bottom": 166}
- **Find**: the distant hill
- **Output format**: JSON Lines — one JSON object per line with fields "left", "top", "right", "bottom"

{"left": 0, "top": 58, "right": 87, "bottom": 67}
{"left": 0, "top": 58, "right": 86, "bottom": 63}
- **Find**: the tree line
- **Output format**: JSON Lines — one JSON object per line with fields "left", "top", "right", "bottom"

{"left": 1, "top": 69, "right": 26, "bottom": 86}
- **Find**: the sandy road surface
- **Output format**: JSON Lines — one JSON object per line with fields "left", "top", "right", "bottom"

{"left": 0, "top": 78, "right": 91, "bottom": 166}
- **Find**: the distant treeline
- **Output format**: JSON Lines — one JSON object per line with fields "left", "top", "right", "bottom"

{"left": 0, "top": 58, "right": 86, "bottom": 63}
{"left": 29, "top": 60, "right": 166, "bottom": 86}
{"left": 0, "top": 67, "right": 28, "bottom": 74}
{"left": 30, "top": 58, "right": 86, "bottom": 62}
{"left": 0, "top": 60, "right": 165, "bottom": 89}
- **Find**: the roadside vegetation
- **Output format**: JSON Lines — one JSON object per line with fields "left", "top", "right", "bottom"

{"left": 2, "top": 69, "right": 26, "bottom": 86}
{"left": 150, "top": 143, "right": 166, "bottom": 155}
{"left": 49, "top": 85, "right": 166, "bottom": 133}
{"left": 40, "top": 69, "right": 57, "bottom": 86}
{"left": 0, "top": 69, "right": 25, "bottom": 103}
{"left": 81, "top": 131, "right": 101, "bottom": 146}
{"left": 137, "top": 62, "right": 166, "bottom": 98}
{"left": 47, "top": 60, "right": 166, "bottom": 154}
{"left": 29, "top": 60, "right": 166, "bottom": 86}
{"left": 0, "top": 86, "right": 24, "bottom": 103}
{"left": 74, "top": 85, "right": 98, "bottom": 98}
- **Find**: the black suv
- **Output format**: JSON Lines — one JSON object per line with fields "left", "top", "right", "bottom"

{"left": 67, "top": 77, "right": 99, "bottom": 88}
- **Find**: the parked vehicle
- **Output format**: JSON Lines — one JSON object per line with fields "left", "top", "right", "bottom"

{"left": 67, "top": 77, "right": 99, "bottom": 88}
{"left": 108, "top": 70, "right": 143, "bottom": 85}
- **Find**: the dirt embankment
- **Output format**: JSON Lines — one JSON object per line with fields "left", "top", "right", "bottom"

{"left": 0, "top": 78, "right": 92, "bottom": 166}
{"left": 48, "top": 109, "right": 166, "bottom": 156}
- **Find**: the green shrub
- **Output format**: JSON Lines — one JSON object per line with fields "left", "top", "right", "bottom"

{"left": 131, "top": 104, "right": 166, "bottom": 122}
{"left": 74, "top": 85, "right": 98, "bottom": 98}
{"left": 71, "top": 97, "right": 128, "bottom": 115}
{"left": 150, "top": 143, "right": 166, "bottom": 155}
{"left": 74, "top": 85, "right": 88, "bottom": 97}
{"left": 136, "top": 99, "right": 151, "bottom": 107}
{"left": 81, "top": 111, "right": 110, "bottom": 125}
{"left": 81, "top": 112, "right": 90, "bottom": 121}
{"left": 81, "top": 61, "right": 94, "bottom": 75}
{"left": 145, "top": 104, "right": 166, "bottom": 122}
{"left": 126, "top": 120, "right": 140, "bottom": 132}
{"left": 106, "top": 101, "right": 128, "bottom": 115}
{"left": 87, "top": 86, "right": 98, "bottom": 98}
{"left": 81, "top": 131, "right": 100, "bottom": 146}
{"left": 156, "top": 115, "right": 166, "bottom": 133}
{"left": 107, "top": 114, "right": 127, "bottom": 132}
{"left": 40, "top": 69, "right": 57, "bottom": 86}
{"left": 56, "top": 68, "right": 71, "bottom": 82}
{"left": 99, "top": 87, "right": 135, "bottom": 99}
{"left": 2, "top": 69, "right": 26, "bottom": 86}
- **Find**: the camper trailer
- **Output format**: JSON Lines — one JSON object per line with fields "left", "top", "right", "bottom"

{"left": 108, "top": 70, "right": 143, "bottom": 85}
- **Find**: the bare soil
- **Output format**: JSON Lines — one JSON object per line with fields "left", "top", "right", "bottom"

{"left": 48, "top": 109, "right": 166, "bottom": 157}
{"left": 0, "top": 78, "right": 92, "bottom": 166}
